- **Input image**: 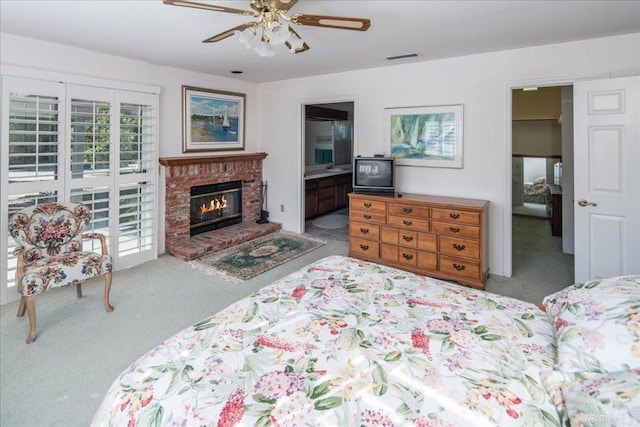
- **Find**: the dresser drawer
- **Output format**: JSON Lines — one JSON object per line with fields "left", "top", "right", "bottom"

{"left": 397, "top": 248, "right": 418, "bottom": 267}
{"left": 350, "top": 209, "right": 386, "bottom": 225}
{"left": 398, "top": 230, "right": 418, "bottom": 248}
{"left": 417, "top": 232, "right": 437, "bottom": 252}
{"left": 432, "top": 221, "right": 480, "bottom": 239}
{"left": 388, "top": 204, "right": 429, "bottom": 218}
{"left": 439, "top": 236, "right": 480, "bottom": 260}
{"left": 350, "top": 238, "right": 379, "bottom": 258}
{"left": 350, "top": 199, "right": 386, "bottom": 213}
{"left": 380, "top": 244, "right": 418, "bottom": 267}
{"left": 381, "top": 227, "right": 419, "bottom": 248}
{"left": 431, "top": 208, "right": 480, "bottom": 225}
{"left": 439, "top": 255, "right": 481, "bottom": 280}
{"left": 387, "top": 215, "right": 429, "bottom": 231}
{"left": 350, "top": 221, "right": 380, "bottom": 241}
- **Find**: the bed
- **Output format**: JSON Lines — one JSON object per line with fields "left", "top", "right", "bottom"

{"left": 92, "top": 256, "right": 640, "bottom": 426}
{"left": 524, "top": 177, "right": 549, "bottom": 204}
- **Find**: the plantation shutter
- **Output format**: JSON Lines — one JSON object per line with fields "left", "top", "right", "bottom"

{"left": 115, "top": 92, "right": 157, "bottom": 268}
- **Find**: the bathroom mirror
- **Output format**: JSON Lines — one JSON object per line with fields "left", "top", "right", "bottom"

{"left": 304, "top": 102, "right": 354, "bottom": 168}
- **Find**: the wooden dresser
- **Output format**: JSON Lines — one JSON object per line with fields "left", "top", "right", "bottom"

{"left": 348, "top": 192, "right": 489, "bottom": 289}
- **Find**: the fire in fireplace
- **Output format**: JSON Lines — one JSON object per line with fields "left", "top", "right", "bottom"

{"left": 190, "top": 181, "right": 242, "bottom": 236}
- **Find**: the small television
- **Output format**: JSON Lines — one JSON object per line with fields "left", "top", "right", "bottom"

{"left": 353, "top": 156, "right": 396, "bottom": 195}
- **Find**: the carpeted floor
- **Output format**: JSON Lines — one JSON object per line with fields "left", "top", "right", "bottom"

{"left": 513, "top": 202, "right": 549, "bottom": 218}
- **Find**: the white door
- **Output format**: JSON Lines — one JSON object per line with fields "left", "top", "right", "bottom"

{"left": 574, "top": 76, "right": 640, "bottom": 282}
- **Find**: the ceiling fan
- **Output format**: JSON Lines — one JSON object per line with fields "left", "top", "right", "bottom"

{"left": 163, "top": 0, "right": 371, "bottom": 56}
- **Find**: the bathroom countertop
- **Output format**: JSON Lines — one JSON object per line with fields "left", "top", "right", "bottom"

{"left": 304, "top": 169, "right": 352, "bottom": 180}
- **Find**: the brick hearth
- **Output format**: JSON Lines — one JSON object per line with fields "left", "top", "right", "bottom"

{"left": 167, "top": 222, "right": 281, "bottom": 261}
{"left": 160, "top": 153, "right": 281, "bottom": 260}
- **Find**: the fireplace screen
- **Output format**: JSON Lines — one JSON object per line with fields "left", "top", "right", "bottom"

{"left": 190, "top": 181, "right": 242, "bottom": 236}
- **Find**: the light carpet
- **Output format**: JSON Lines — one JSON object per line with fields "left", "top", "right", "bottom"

{"left": 191, "top": 231, "right": 325, "bottom": 281}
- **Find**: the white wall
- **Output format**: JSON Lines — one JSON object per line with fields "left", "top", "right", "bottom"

{"left": 258, "top": 33, "right": 640, "bottom": 278}
{"left": 0, "top": 33, "right": 261, "bottom": 252}
{"left": 523, "top": 158, "right": 547, "bottom": 183}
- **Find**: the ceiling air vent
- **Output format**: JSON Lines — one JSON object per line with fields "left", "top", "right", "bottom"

{"left": 386, "top": 53, "right": 421, "bottom": 61}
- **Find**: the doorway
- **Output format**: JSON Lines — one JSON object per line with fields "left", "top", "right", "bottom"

{"left": 301, "top": 100, "right": 354, "bottom": 239}
{"left": 510, "top": 86, "right": 574, "bottom": 287}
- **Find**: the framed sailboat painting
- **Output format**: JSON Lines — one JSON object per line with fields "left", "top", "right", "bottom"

{"left": 182, "top": 86, "right": 246, "bottom": 152}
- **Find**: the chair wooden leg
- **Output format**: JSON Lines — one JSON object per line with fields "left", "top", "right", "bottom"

{"left": 24, "top": 296, "right": 37, "bottom": 344}
{"left": 76, "top": 283, "right": 82, "bottom": 298}
{"left": 17, "top": 295, "right": 27, "bottom": 317}
{"left": 104, "top": 271, "right": 114, "bottom": 313}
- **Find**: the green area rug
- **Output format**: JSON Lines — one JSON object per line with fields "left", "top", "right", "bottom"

{"left": 192, "top": 232, "right": 325, "bottom": 282}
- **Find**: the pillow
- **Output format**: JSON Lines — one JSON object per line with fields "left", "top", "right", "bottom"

{"left": 562, "top": 369, "right": 640, "bottom": 427}
{"left": 534, "top": 176, "right": 546, "bottom": 184}
{"left": 542, "top": 276, "right": 640, "bottom": 373}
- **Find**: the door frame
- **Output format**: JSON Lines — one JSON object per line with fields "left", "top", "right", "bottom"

{"left": 503, "top": 73, "right": 608, "bottom": 277}
{"left": 299, "top": 96, "right": 358, "bottom": 233}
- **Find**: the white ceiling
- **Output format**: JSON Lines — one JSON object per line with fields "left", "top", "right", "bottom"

{"left": 1, "top": 0, "right": 639, "bottom": 83}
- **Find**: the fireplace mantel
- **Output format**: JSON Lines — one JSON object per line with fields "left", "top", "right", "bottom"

{"left": 159, "top": 152, "right": 267, "bottom": 167}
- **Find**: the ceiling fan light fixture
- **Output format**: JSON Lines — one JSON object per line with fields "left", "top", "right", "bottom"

{"left": 164, "top": 0, "right": 369, "bottom": 57}
{"left": 238, "top": 27, "right": 256, "bottom": 48}
{"left": 267, "top": 22, "right": 291, "bottom": 45}
{"left": 254, "top": 39, "right": 275, "bottom": 57}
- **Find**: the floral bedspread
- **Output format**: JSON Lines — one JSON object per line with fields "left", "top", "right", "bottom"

{"left": 92, "top": 256, "right": 561, "bottom": 426}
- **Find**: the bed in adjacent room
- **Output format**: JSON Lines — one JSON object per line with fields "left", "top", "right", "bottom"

{"left": 523, "top": 177, "right": 549, "bottom": 204}
{"left": 92, "top": 256, "right": 639, "bottom": 426}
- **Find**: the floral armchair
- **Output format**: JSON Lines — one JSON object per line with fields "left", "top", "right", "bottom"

{"left": 8, "top": 202, "right": 114, "bottom": 344}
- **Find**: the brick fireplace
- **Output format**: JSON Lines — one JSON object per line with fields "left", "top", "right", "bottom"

{"left": 160, "top": 153, "right": 280, "bottom": 260}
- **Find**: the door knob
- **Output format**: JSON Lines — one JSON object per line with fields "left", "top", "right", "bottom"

{"left": 577, "top": 199, "right": 597, "bottom": 207}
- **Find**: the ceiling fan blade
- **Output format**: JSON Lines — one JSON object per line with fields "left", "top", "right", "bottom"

{"left": 203, "top": 23, "right": 255, "bottom": 43}
{"left": 268, "top": 0, "right": 299, "bottom": 12}
{"left": 163, "top": 0, "right": 255, "bottom": 17}
{"left": 285, "top": 27, "right": 309, "bottom": 53}
{"left": 291, "top": 13, "right": 371, "bottom": 31}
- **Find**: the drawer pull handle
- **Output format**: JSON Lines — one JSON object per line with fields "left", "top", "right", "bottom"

{"left": 360, "top": 228, "right": 370, "bottom": 234}
{"left": 449, "top": 227, "right": 460, "bottom": 233}
{"left": 449, "top": 213, "right": 460, "bottom": 220}
{"left": 402, "top": 235, "right": 414, "bottom": 242}
{"left": 402, "top": 253, "right": 414, "bottom": 260}
{"left": 453, "top": 243, "right": 466, "bottom": 251}
{"left": 364, "top": 214, "right": 372, "bottom": 220}
{"left": 453, "top": 263, "right": 466, "bottom": 271}
{"left": 403, "top": 207, "right": 413, "bottom": 214}
{"left": 364, "top": 202, "right": 372, "bottom": 208}
{"left": 403, "top": 220, "right": 413, "bottom": 226}
{"left": 360, "top": 244, "right": 370, "bottom": 251}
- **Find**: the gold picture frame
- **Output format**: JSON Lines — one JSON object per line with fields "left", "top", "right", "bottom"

{"left": 182, "top": 85, "right": 246, "bottom": 152}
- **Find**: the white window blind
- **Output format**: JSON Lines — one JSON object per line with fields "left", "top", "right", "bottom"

{"left": 8, "top": 95, "right": 60, "bottom": 183}
{"left": 70, "top": 99, "right": 112, "bottom": 178}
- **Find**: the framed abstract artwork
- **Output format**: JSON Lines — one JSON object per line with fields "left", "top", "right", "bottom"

{"left": 182, "top": 86, "right": 245, "bottom": 152}
{"left": 385, "top": 104, "right": 464, "bottom": 168}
